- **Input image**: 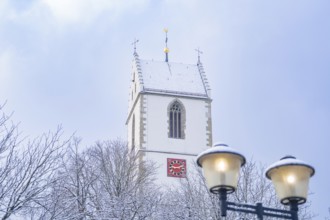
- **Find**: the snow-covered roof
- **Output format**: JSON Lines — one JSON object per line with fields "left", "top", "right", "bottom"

{"left": 196, "top": 143, "right": 246, "bottom": 167}
{"left": 135, "top": 56, "right": 210, "bottom": 98}
{"left": 265, "top": 156, "right": 315, "bottom": 179}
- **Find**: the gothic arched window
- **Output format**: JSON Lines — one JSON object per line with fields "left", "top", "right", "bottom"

{"left": 168, "top": 100, "right": 185, "bottom": 139}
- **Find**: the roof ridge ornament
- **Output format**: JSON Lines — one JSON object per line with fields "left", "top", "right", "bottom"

{"left": 164, "top": 28, "right": 169, "bottom": 62}
{"left": 195, "top": 48, "right": 203, "bottom": 63}
{"left": 131, "top": 38, "right": 139, "bottom": 54}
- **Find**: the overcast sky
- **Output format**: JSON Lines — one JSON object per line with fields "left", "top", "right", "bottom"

{"left": 0, "top": 0, "right": 329, "bottom": 218}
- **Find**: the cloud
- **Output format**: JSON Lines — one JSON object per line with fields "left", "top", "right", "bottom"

{"left": 41, "top": 0, "right": 149, "bottom": 26}
{"left": 0, "top": 0, "right": 17, "bottom": 23}
{"left": 0, "top": 0, "right": 149, "bottom": 30}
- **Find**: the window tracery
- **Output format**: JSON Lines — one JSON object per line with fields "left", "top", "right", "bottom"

{"left": 168, "top": 100, "right": 185, "bottom": 139}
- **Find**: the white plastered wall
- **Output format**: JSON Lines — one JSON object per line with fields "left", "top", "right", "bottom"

{"left": 144, "top": 94, "right": 210, "bottom": 154}
{"left": 127, "top": 67, "right": 144, "bottom": 149}
{"left": 127, "top": 95, "right": 143, "bottom": 150}
{"left": 143, "top": 152, "right": 199, "bottom": 187}
{"left": 141, "top": 94, "right": 211, "bottom": 185}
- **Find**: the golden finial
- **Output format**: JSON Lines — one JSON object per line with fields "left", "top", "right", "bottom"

{"left": 164, "top": 28, "right": 169, "bottom": 62}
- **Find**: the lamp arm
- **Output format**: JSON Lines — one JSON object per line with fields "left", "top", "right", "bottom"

{"left": 218, "top": 190, "right": 298, "bottom": 220}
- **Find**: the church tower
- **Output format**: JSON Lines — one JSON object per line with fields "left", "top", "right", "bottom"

{"left": 126, "top": 34, "right": 212, "bottom": 186}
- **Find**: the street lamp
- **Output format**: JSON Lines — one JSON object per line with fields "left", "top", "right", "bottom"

{"left": 196, "top": 143, "right": 315, "bottom": 220}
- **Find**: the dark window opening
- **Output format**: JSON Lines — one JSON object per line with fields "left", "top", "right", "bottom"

{"left": 169, "top": 101, "right": 183, "bottom": 139}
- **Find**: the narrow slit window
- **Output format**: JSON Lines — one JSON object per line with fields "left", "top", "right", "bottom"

{"left": 178, "top": 113, "right": 181, "bottom": 138}
{"left": 170, "top": 112, "right": 173, "bottom": 137}
{"left": 132, "top": 115, "right": 135, "bottom": 149}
